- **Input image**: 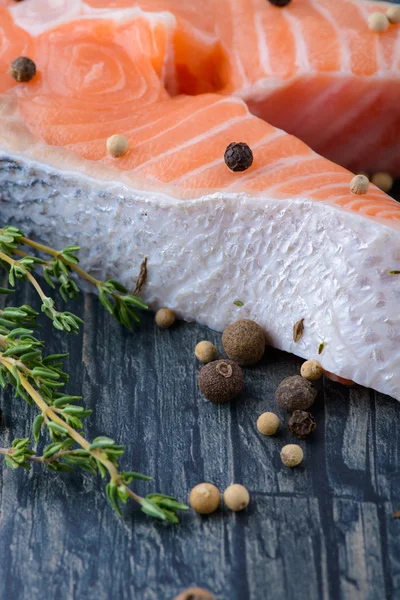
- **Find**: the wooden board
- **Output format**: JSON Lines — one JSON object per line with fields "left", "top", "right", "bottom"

{"left": 1, "top": 269, "right": 400, "bottom": 600}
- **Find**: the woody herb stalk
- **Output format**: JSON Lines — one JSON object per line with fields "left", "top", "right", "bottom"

{"left": 0, "top": 225, "right": 188, "bottom": 522}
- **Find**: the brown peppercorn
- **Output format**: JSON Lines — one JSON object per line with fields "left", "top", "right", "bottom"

{"left": 222, "top": 319, "right": 265, "bottom": 366}
{"left": 275, "top": 375, "right": 317, "bottom": 412}
{"left": 175, "top": 587, "right": 216, "bottom": 600}
{"left": 189, "top": 483, "right": 220, "bottom": 514}
{"left": 288, "top": 410, "right": 316, "bottom": 440}
{"left": 10, "top": 57, "right": 36, "bottom": 82}
{"left": 198, "top": 360, "right": 244, "bottom": 403}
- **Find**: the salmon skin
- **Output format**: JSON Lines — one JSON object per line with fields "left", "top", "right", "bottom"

{"left": 0, "top": 4, "right": 399, "bottom": 400}
{"left": 5, "top": 0, "right": 400, "bottom": 174}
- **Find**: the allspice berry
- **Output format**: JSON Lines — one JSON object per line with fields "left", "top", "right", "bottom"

{"left": 224, "top": 484, "right": 250, "bottom": 512}
{"left": 155, "top": 307, "right": 175, "bottom": 329}
{"left": 222, "top": 319, "right": 265, "bottom": 366}
{"left": 300, "top": 360, "right": 323, "bottom": 381}
{"left": 175, "top": 588, "right": 216, "bottom": 600}
{"left": 256, "top": 412, "right": 280, "bottom": 436}
{"left": 189, "top": 483, "right": 220, "bottom": 514}
{"left": 288, "top": 410, "right": 316, "bottom": 440}
{"left": 275, "top": 376, "right": 317, "bottom": 412}
{"left": 281, "top": 444, "right": 304, "bottom": 467}
{"left": 198, "top": 359, "right": 244, "bottom": 403}
{"left": 195, "top": 341, "right": 218, "bottom": 363}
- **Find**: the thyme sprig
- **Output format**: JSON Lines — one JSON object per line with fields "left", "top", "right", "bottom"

{"left": 0, "top": 226, "right": 148, "bottom": 331}
{"left": 0, "top": 226, "right": 188, "bottom": 522}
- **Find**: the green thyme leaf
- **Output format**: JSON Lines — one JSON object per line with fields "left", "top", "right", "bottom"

{"left": 33, "top": 415, "right": 44, "bottom": 444}
{"left": 43, "top": 443, "right": 63, "bottom": 459}
{"left": 53, "top": 395, "right": 82, "bottom": 407}
{"left": 233, "top": 300, "right": 244, "bottom": 307}
{"left": 47, "top": 421, "right": 68, "bottom": 435}
{"left": 106, "top": 482, "right": 122, "bottom": 516}
{"left": 120, "top": 295, "right": 148, "bottom": 310}
{"left": 121, "top": 471, "right": 153, "bottom": 483}
{"left": 141, "top": 499, "right": 167, "bottom": 521}
{"left": 158, "top": 499, "right": 190, "bottom": 511}
{"left": 89, "top": 437, "right": 116, "bottom": 450}
{"left": 107, "top": 280, "right": 128, "bottom": 293}
{"left": 0, "top": 226, "right": 185, "bottom": 522}
{"left": 160, "top": 508, "right": 179, "bottom": 523}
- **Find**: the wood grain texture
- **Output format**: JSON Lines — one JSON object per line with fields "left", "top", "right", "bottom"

{"left": 1, "top": 266, "right": 400, "bottom": 600}
{"left": 2, "top": 24, "right": 400, "bottom": 592}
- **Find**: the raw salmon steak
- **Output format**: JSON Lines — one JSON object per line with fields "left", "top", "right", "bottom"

{"left": 0, "top": 4, "right": 399, "bottom": 401}
{"left": 213, "top": 0, "right": 400, "bottom": 175}
{"left": 11, "top": 0, "right": 400, "bottom": 174}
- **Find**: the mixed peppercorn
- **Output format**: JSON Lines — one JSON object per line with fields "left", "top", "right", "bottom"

{"left": 10, "top": 57, "right": 36, "bottom": 83}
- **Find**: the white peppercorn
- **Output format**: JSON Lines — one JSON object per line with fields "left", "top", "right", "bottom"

{"left": 189, "top": 483, "right": 220, "bottom": 514}
{"left": 155, "top": 308, "right": 176, "bottom": 329}
{"left": 281, "top": 444, "right": 304, "bottom": 467}
{"left": 300, "top": 360, "right": 323, "bottom": 381}
{"left": 195, "top": 341, "right": 218, "bottom": 363}
{"left": 223, "top": 484, "right": 250, "bottom": 511}
{"left": 256, "top": 412, "right": 280, "bottom": 436}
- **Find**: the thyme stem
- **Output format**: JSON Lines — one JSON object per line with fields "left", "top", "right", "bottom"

{"left": 0, "top": 251, "right": 48, "bottom": 303}
{"left": 0, "top": 355, "right": 143, "bottom": 504}
{"left": 0, "top": 224, "right": 186, "bottom": 521}
{"left": 0, "top": 447, "right": 79, "bottom": 464}
{"left": 20, "top": 236, "right": 109, "bottom": 290}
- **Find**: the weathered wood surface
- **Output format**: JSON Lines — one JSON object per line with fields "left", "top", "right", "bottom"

{"left": 1, "top": 264, "right": 400, "bottom": 600}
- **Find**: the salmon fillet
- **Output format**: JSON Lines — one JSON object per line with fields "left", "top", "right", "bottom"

{"left": 217, "top": 0, "right": 400, "bottom": 176}
{"left": 0, "top": 5, "right": 399, "bottom": 400}
{"left": 8, "top": 0, "right": 399, "bottom": 174}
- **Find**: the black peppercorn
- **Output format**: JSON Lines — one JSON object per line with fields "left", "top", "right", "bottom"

{"left": 267, "top": 0, "right": 291, "bottom": 7}
{"left": 288, "top": 410, "right": 316, "bottom": 439}
{"left": 224, "top": 142, "right": 253, "bottom": 172}
{"left": 198, "top": 359, "right": 244, "bottom": 403}
{"left": 275, "top": 375, "right": 317, "bottom": 412}
{"left": 10, "top": 57, "right": 36, "bottom": 83}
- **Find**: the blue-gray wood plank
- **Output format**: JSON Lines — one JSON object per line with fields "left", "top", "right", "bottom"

{"left": 1, "top": 0, "right": 400, "bottom": 593}
{"left": 1, "top": 260, "right": 400, "bottom": 600}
